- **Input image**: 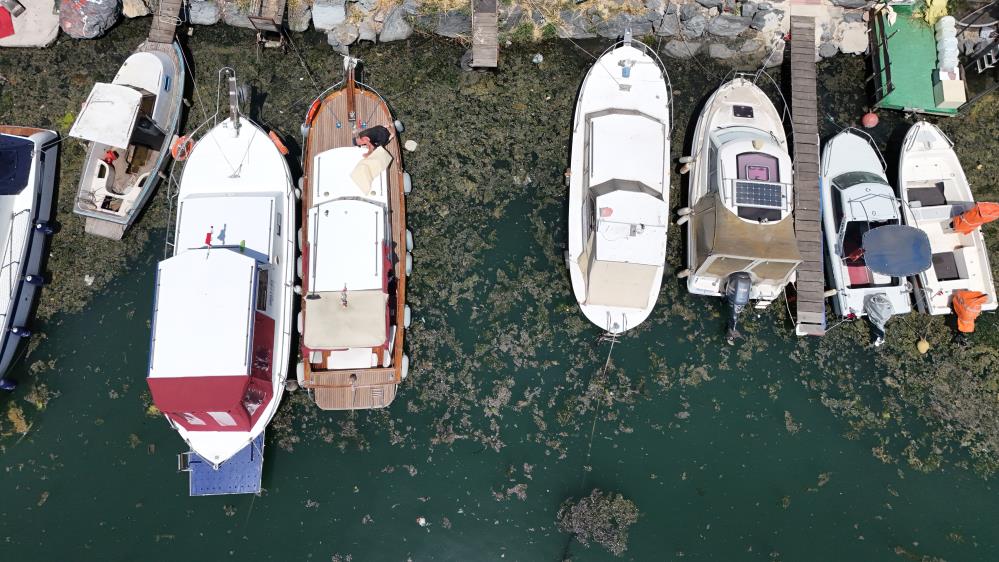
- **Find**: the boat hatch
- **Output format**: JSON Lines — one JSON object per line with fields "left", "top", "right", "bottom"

{"left": 0, "top": 134, "right": 33, "bottom": 195}
{"left": 69, "top": 83, "right": 153, "bottom": 149}
{"left": 310, "top": 199, "right": 385, "bottom": 292}
{"left": 177, "top": 195, "right": 275, "bottom": 262}
{"left": 181, "top": 433, "right": 264, "bottom": 496}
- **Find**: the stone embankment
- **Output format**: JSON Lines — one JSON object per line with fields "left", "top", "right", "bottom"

{"left": 6, "top": 0, "right": 996, "bottom": 68}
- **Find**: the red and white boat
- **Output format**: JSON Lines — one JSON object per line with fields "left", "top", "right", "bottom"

{"left": 146, "top": 71, "right": 295, "bottom": 468}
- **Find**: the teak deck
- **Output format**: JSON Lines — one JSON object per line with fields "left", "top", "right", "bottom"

{"left": 790, "top": 16, "right": 826, "bottom": 336}
{"left": 300, "top": 71, "right": 408, "bottom": 410}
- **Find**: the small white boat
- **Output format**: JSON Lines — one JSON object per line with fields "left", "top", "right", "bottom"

{"left": 566, "top": 32, "right": 671, "bottom": 334}
{"left": 821, "top": 129, "right": 930, "bottom": 319}
{"left": 899, "top": 121, "right": 997, "bottom": 315}
{"left": 70, "top": 41, "right": 185, "bottom": 239}
{"left": 0, "top": 126, "right": 58, "bottom": 389}
{"left": 680, "top": 76, "right": 800, "bottom": 337}
{"left": 297, "top": 58, "right": 410, "bottom": 410}
{"left": 146, "top": 71, "right": 295, "bottom": 468}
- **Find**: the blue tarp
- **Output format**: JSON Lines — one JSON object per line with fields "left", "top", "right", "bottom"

{"left": 0, "top": 134, "right": 33, "bottom": 195}
{"left": 184, "top": 433, "right": 265, "bottom": 496}
{"left": 862, "top": 225, "right": 932, "bottom": 277}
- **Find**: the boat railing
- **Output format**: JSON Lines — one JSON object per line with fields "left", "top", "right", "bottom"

{"left": 840, "top": 127, "right": 889, "bottom": 172}
{"left": 592, "top": 33, "right": 675, "bottom": 135}
{"left": 0, "top": 209, "right": 31, "bottom": 325}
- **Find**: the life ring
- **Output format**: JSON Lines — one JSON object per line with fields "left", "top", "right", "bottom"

{"left": 171, "top": 136, "right": 194, "bottom": 160}
{"left": 269, "top": 131, "right": 289, "bottom": 155}
{"left": 305, "top": 99, "right": 322, "bottom": 125}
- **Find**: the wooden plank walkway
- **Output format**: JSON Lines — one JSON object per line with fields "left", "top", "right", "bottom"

{"left": 789, "top": 16, "right": 826, "bottom": 336}
{"left": 148, "top": 0, "right": 183, "bottom": 44}
{"left": 471, "top": 0, "right": 498, "bottom": 68}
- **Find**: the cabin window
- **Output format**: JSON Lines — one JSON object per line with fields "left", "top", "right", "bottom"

{"left": 256, "top": 268, "right": 270, "bottom": 311}
{"left": 276, "top": 212, "right": 282, "bottom": 236}
{"left": 181, "top": 413, "right": 206, "bottom": 426}
{"left": 707, "top": 144, "right": 718, "bottom": 193}
{"left": 207, "top": 411, "right": 237, "bottom": 426}
{"left": 163, "top": 75, "right": 171, "bottom": 92}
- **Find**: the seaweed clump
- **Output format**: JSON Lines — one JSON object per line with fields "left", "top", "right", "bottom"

{"left": 556, "top": 488, "right": 639, "bottom": 557}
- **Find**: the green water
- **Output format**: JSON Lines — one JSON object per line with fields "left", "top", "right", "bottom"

{"left": 2, "top": 20, "right": 999, "bottom": 561}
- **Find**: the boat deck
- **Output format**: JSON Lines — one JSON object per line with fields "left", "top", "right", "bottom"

{"left": 790, "top": 15, "right": 827, "bottom": 336}
{"left": 301, "top": 79, "right": 407, "bottom": 411}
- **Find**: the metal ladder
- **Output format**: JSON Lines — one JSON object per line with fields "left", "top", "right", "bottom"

{"left": 973, "top": 39, "right": 999, "bottom": 73}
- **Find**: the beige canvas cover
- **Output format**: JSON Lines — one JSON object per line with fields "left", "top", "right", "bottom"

{"left": 692, "top": 192, "right": 801, "bottom": 278}
{"left": 350, "top": 146, "right": 393, "bottom": 194}
{"left": 304, "top": 289, "right": 388, "bottom": 349}
{"left": 585, "top": 259, "right": 659, "bottom": 309}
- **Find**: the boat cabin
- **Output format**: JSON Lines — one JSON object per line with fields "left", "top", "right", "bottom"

{"left": 302, "top": 146, "right": 394, "bottom": 369}
{"left": 829, "top": 172, "right": 902, "bottom": 289}
{"left": 148, "top": 249, "right": 276, "bottom": 432}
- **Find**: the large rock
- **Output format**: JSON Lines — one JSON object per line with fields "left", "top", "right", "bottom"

{"left": 313, "top": 0, "right": 348, "bottom": 31}
{"left": 654, "top": 13, "right": 679, "bottom": 36}
{"left": 682, "top": 14, "right": 706, "bottom": 37}
{"left": 741, "top": 1, "right": 758, "bottom": 19}
{"left": 402, "top": 0, "right": 421, "bottom": 15}
{"left": 764, "top": 38, "right": 784, "bottom": 67}
{"left": 751, "top": 9, "right": 781, "bottom": 31}
{"left": 221, "top": 0, "right": 254, "bottom": 28}
{"left": 379, "top": 6, "right": 412, "bottom": 41}
{"left": 357, "top": 16, "right": 377, "bottom": 41}
{"left": 558, "top": 10, "right": 595, "bottom": 38}
{"left": 0, "top": 1, "right": 60, "bottom": 47}
{"left": 830, "top": 0, "right": 867, "bottom": 7}
{"left": 60, "top": 0, "right": 121, "bottom": 39}
{"left": 327, "top": 22, "right": 358, "bottom": 53}
{"left": 645, "top": 0, "right": 667, "bottom": 16}
{"left": 287, "top": 0, "right": 312, "bottom": 32}
{"left": 122, "top": 0, "right": 151, "bottom": 18}
{"left": 662, "top": 39, "right": 702, "bottom": 58}
{"left": 436, "top": 10, "right": 470, "bottom": 37}
{"left": 818, "top": 41, "right": 838, "bottom": 58}
{"left": 189, "top": 0, "right": 221, "bottom": 25}
{"left": 680, "top": 4, "right": 701, "bottom": 20}
{"left": 594, "top": 12, "right": 653, "bottom": 38}
{"left": 838, "top": 21, "right": 868, "bottom": 54}
{"left": 707, "top": 42, "right": 735, "bottom": 58}
{"left": 353, "top": 0, "right": 379, "bottom": 15}
{"left": 498, "top": 5, "right": 524, "bottom": 31}
{"left": 695, "top": 0, "right": 724, "bottom": 8}
{"left": 705, "top": 14, "right": 750, "bottom": 37}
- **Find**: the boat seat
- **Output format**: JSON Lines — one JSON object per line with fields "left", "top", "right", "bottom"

{"left": 846, "top": 263, "right": 871, "bottom": 286}
{"left": 907, "top": 182, "right": 947, "bottom": 207}
{"left": 932, "top": 251, "right": 961, "bottom": 281}
{"left": 93, "top": 161, "right": 115, "bottom": 193}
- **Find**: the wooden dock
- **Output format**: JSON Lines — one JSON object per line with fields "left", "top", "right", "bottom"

{"left": 147, "top": 0, "right": 183, "bottom": 44}
{"left": 471, "top": 0, "right": 498, "bottom": 68}
{"left": 789, "top": 15, "right": 826, "bottom": 336}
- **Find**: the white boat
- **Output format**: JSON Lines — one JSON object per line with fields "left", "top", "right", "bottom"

{"left": 680, "top": 76, "right": 800, "bottom": 337}
{"left": 146, "top": 71, "right": 295, "bottom": 468}
{"left": 0, "top": 126, "right": 58, "bottom": 390}
{"left": 821, "top": 128, "right": 930, "bottom": 322}
{"left": 70, "top": 41, "right": 185, "bottom": 239}
{"left": 899, "top": 121, "right": 997, "bottom": 315}
{"left": 566, "top": 33, "right": 671, "bottom": 334}
{"left": 297, "top": 58, "right": 410, "bottom": 410}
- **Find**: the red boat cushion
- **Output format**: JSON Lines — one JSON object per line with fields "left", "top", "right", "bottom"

{"left": 846, "top": 263, "right": 871, "bottom": 286}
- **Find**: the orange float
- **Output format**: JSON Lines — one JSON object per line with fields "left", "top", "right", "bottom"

{"left": 170, "top": 136, "right": 194, "bottom": 161}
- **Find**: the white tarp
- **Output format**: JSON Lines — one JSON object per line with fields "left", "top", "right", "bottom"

{"left": 304, "top": 290, "right": 388, "bottom": 349}
{"left": 69, "top": 83, "right": 142, "bottom": 148}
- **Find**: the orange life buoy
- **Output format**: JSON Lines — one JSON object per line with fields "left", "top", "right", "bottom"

{"left": 171, "top": 136, "right": 194, "bottom": 161}
{"left": 305, "top": 99, "right": 322, "bottom": 126}
{"left": 268, "top": 131, "right": 289, "bottom": 155}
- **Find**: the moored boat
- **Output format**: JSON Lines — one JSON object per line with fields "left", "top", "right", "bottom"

{"left": 899, "top": 121, "right": 997, "bottom": 323}
{"left": 0, "top": 126, "right": 58, "bottom": 390}
{"left": 679, "top": 76, "right": 800, "bottom": 340}
{"left": 69, "top": 40, "right": 185, "bottom": 239}
{"left": 146, "top": 70, "right": 295, "bottom": 473}
{"left": 297, "top": 57, "right": 410, "bottom": 410}
{"left": 820, "top": 128, "right": 930, "bottom": 344}
{"left": 566, "top": 32, "right": 671, "bottom": 335}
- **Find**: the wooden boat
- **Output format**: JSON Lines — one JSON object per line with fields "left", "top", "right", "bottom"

{"left": 565, "top": 32, "right": 671, "bottom": 335}
{"left": 899, "top": 121, "right": 997, "bottom": 315}
{"left": 146, "top": 70, "right": 295, "bottom": 470}
{"left": 297, "top": 58, "right": 410, "bottom": 410}
{"left": 69, "top": 40, "right": 185, "bottom": 239}
{"left": 678, "top": 76, "right": 800, "bottom": 339}
{"left": 0, "top": 126, "right": 58, "bottom": 390}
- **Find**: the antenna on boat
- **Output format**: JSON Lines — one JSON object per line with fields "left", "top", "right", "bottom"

{"left": 226, "top": 68, "right": 242, "bottom": 137}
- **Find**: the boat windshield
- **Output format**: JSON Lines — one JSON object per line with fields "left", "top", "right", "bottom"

{"left": 832, "top": 171, "right": 887, "bottom": 190}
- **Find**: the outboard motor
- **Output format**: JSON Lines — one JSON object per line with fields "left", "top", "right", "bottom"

{"left": 724, "top": 272, "right": 752, "bottom": 344}
{"left": 864, "top": 293, "right": 894, "bottom": 347}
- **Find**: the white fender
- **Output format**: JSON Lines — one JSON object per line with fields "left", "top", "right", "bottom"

{"left": 296, "top": 362, "right": 305, "bottom": 386}
{"left": 297, "top": 311, "right": 304, "bottom": 334}
{"left": 679, "top": 156, "right": 694, "bottom": 164}
{"left": 294, "top": 285, "right": 302, "bottom": 295}
{"left": 676, "top": 269, "right": 691, "bottom": 279}
{"left": 676, "top": 207, "right": 691, "bottom": 216}
{"left": 382, "top": 349, "right": 392, "bottom": 367}
{"left": 404, "top": 305, "right": 411, "bottom": 328}
{"left": 297, "top": 228, "right": 303, "bottom": 250}
{"left": 401, "top": 354, "right": 409, "bottom": 380}
{"left": 403, "top": 172, "right": 412, "bottom": 195}
{"left": 394, "top": 119, "right": 405, "bottom": 133}
{"left": 406, "top": 229, "right": 413, "bottom": 252}
{"left": 296, "top": 256, "right": 303, "bottom": 278}
{"left": 406, "top": 252, "right": 413, "bottom": 276}
{"left": 676, "top": 215, "right": 689, "bottom": 226}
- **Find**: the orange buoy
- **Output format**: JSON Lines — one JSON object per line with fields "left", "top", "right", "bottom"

{"left": 305, "top": 99, "right": 322, "bottom": 125}
{"left": 170, "top": 136, "right": 194, "bottom": 160}
{"left": 269, "top": 131, "right": 289, "bottom": 155}
{"left": 861, "top": 112, "right": 879, "bottom": 128}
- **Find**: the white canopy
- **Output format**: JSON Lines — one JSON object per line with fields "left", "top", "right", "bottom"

{"left": 69, "top": 83, "right": 142, "bottom": 148}
{"left": 304, "top": 290, "right": 388, "bottom": 349}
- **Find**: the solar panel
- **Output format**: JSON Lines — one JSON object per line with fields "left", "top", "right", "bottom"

{"left": 735, "top": 181, "right": 783, "bottom": 209}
